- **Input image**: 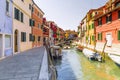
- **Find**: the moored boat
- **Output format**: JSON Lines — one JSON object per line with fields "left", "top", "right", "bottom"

{"left": 83, "top": 48, "right": 102, "bottom": 62}
{"left": 76, "top": 46, "right": 83, "bottom": 52}
{"left": 108, "top": 53, "right": 120, "bottom": 66}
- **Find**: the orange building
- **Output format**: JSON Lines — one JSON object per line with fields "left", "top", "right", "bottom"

{"left": 32, "top": 3, "right": 44, "bottom": 47}
{"left": 94, "top": 0, "right": 120, "bottom": 54}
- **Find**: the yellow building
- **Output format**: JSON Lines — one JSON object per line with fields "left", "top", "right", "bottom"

{"left": 65, "top": 30, "right": 78, "bottom": 40}
{"left": 86, "top": 7, "right": 104, "bottom": 49}
{"left": 13, "top": 0, "right": 33, "bottom": 53}
{"left": 86, "top": 10, "right": 95, "bottom": 49}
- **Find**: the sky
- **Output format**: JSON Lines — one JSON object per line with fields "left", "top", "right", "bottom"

{"left": 33, "top": 0, "right": 108, "bottom": 31}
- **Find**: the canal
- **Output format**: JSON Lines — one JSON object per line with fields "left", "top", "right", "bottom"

{"left": 55, "top": 48, "right": 120, "bottom": 80}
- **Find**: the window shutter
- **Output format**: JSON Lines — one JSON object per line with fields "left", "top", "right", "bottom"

{"left": 21, "top": 12, "right": 23, "bottom": 22}
{"left": 14, "top": 8, "right": 19, "bottom": 20}
{"left": 24, "top": 32, "right": 26, "bottom": 42}
{"left": 38, "top": 36, "right": 40, "bottom": 41}
{"left": 21, "top": 32, "right": 24, "bottom": 42}
{"left": 118, "top": 11, "right": 120, "bottom": 19}
{"left": 6, "top": 0, "right": 9, "bottom": 12}
{"left": 118, "top": 30, "right": 120, "bottom": 40}
{"left": 29, "top": 19, "right": 32, "bottom": 26}
{"left": 92, "top": 35, "right": 95, "bottom": 41}
{"left": 92, "top": 23, "right": 94, "bottom": 29}
{"left": 33, "top": 20, "right": 35, "bottom": 26}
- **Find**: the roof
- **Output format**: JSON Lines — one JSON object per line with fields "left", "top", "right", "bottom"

{"left": 94, "top": 6, "right": 120, "bottom": 20}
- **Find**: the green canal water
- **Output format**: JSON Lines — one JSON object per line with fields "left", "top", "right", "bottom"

{"left": 56, "top": 48, "right": 120, "bottom": 80}
{"left": 77, "top": 50, "right": 120, "bottom": 80}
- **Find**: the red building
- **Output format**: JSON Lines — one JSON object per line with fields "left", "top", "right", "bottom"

{"left": 94, "top": 0, "right": 120, "bottom": 54}
{"left": 32, "top": 3, "right": 44, "bottom": 47}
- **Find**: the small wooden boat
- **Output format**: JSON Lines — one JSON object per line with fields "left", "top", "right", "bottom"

{"left": 76, "top": 46, "right": 83, "bottom": 52}
{"left": 63, "top": 45, "right": 71, "bottom": 49}
{"left": 108, "top": 53, "right": 120, "bottom": 66}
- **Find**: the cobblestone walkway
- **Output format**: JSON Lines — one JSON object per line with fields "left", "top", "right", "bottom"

{"left": 0, "top": 47, "right": 45, "bottom": 80}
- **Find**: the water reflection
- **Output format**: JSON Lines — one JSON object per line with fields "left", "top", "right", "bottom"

{"left": 55, "top": 48, "right": 120, "bottom": 80}
{"left": 55, "top": 50, "right": 83, "bottom": 80}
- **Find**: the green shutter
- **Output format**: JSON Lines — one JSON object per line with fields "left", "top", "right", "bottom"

{"left": 92, "top": 35, "right": 95, "bottom": 41}
{"left": 98, "top": 33, "right": 99, "bottom": 40}
{"left": 21, "top": 12, "right": 23, "bottom": 22}
{"left": 92, "top": 23, "right": 94, "bottom": 29}
{"left": 32, "top": 35, "right": 35, "bottom": 42}
{"left": 24, "top": 33, "right": 26, "bottom": 42}
{"left": 14, "top": 8, "right": 19, "bottom": 20}
{"left": 118, "top": 30, "right": 120, "bottom": 40}
{"left": 21, "top": 32, "right": 24, "bottom": 42}
{"left": 29, "top": 19, "right": 32, "bottom": 26}
{"left": 86, "top": 36, "right": 88, "bottom": 40}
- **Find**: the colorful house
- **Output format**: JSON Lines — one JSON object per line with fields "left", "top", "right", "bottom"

{"left": 0, "top": 0, "right": 13, "bottom": 58}
{"left": 32, "top": 2, "right": 44, "bottom": 47}
{"left": 13, "top": 0, "right": 33, "bottom": 53}
{"left": 95, "top": 0, "right": 120, "bottom": 54}
{"left": 80, "top": 16, "right": 87, "bottom": 46}
{"left": 43, "top": 18, "right": 49, "bottom": 44}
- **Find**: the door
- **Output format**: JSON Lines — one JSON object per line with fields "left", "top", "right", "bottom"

{"left": 0, "top": 34, "right": 2, "bottom": 57}
{"left": 106, "top": 33, "right": 112, "bottom": 47}
{"left": 14, "top": 30, "right": 18, "bottom": 52}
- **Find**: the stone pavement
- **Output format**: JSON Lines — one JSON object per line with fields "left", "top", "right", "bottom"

{"left": 0, "top": 47, "right": 45, "bottom": 80}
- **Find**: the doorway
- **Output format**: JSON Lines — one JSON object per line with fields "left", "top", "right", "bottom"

{"left": 106, "top": 33, "right": 112, "bottom": 47}
{"left": 14, "top": 30, "right": 18, "bottom": 52}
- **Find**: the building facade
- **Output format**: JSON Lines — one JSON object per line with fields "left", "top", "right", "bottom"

{"left": 13, "top": 0, "right": 33, "bottom": 53}
{"left": 0, "top": 0, "right": 13, "bottom": 58}
{"left": 32, "top": 2, "right": 44, "bottom": 47}
{"left": 43, "top": 18, "right": 49, "bottom": 44}
{"left": 95, "top": 0, "right": 120, "bottom": 55}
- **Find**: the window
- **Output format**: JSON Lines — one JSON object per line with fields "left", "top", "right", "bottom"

{"left": 14, "top": 7, "right": 24, "bottom": 22}
{"left": 98, "top": 33, "right": 102, "bottom": 40}
{"left": 40, "top": 15, "right": 43, "bottom": 18}
{"left": 29, "top": 19, "right": 35, "bottom": 26}
{"left": 32, "top": 35, "right": 35, "bottom": 42}
{"left": 115, "top": 2, "right": 120, "bottom": 7}
{"left": 29, "top": 34, "right": 32, "bottom": 41}
{"left": 29, "top": 4, "right": 31, "bottom": 10}
{"left": 118, "top": 30, "right": 120, "bottom": 40}
{"left": 89, "top": 25, "right": 91, "bottom": 30}
{"left": 118, "top": 10, "right": 120, "bottom": 19}
{"left": 14, "top": 8, "right": 20, "bottom": 20}
{"left": 32, "top": 7, "right": 34, "bottom": 12}
{"left": 21, "top": 12, "right": 24, "bottom": 22}
{"left": 106, "top": 14, "right": 112, "bottom": 23}
{"left": 38, "top": 12, "right": 40, "bottom": 16}
{"left": 21, "top": 32, "right": 26, "bottom": 42}
{"left": 38, "top": 23, "right": 41, "bottom": 28}
{"left": 92, "top": 23, "right": 94, "bottom": 29}
{"left": 6, "top": 0, "right": 9, "bottom": 12}
{"left": 38, "top": 36, "right": 40, "bottom": 41}
{"left": 5, "top": 35, "right": 11, "bottom": 48}
{"left": 98, "top": 18, "right": 102, "bottom": 26}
